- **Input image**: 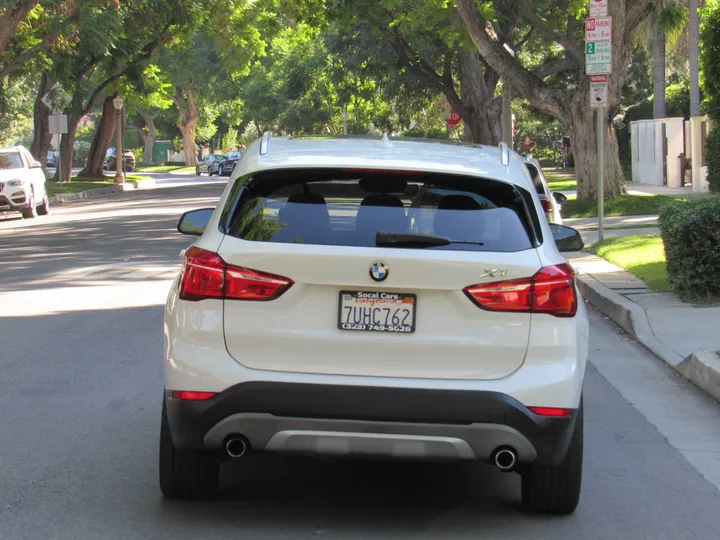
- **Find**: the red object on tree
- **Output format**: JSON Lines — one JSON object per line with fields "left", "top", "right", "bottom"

{"left": 447, "top": 109, "right": 461, "bottom": 129}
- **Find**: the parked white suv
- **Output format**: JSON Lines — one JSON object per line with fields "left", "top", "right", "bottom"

{"left": 161, "top": 135, "right": 589, "bottom": 514}
{"left": 0, "top": 146, "right": 50, "bottom": 219}
{"left": 525, "top": 157, "right": 563, "bottom": 224}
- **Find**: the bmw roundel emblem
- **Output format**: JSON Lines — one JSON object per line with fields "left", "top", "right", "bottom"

{"left": 369, "top": 261, "right": 389, "bottom": 282}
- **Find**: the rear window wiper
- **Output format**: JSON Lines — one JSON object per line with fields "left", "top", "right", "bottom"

{"left": 376, "top": 231, "right": 484, "bottom": 248}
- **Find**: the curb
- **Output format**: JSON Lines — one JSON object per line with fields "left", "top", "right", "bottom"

{"left": 575, "top": 271, "right": 720, "bottom": 402}
{"left": 48, "top": 178, "right": 156, "bottom": 204}
{"left": 49, "top": 185, "right": 124, "bottom": 204}
{"left": 677, "top": 351, "right": 720, "bottom": 403}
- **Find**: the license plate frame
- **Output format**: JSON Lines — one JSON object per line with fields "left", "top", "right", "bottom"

{"left": 337, "top": 291, "right": 416, "bottom": 333}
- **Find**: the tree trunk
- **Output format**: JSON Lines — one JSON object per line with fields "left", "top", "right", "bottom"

{"left": 174, "top": 85, "right": 200, "bottom": 167}
{"left": 501, "top": 83, "right": 513, "bottom": 145}
{"left": 653, "top": 28, "right": 666, "bottom": 119}
{"left": 178, "top": 124, "right": 198, "bottom": 166}
{"left": 138, "top": 110, "right": 156, "bottom": 164}
{"left": 78, "top": 95, "right": 117, "bottom": 178}
{"left": 454, "top": 0, "right": 651, "bottom": 200}
{"left": 53, "top": 115, "right": 79, "bottom": 183}
{"left": 571, "top": 99, "right": 625, "bottom": 200}
{"left": 458, "top": 47, "right": 502, "bottom": 145}
{"left": 30, "top": 71, "right": 55, "bottom": 165}
{"left": 689, "top": 0, "right": 701, "bottom": 117}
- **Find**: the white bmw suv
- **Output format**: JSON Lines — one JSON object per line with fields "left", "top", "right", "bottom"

{"left": 161, "top": 135, "right": 589, "bottom": 514}
{"left": 0, "top": 146, "right": 50, "bottom": 219}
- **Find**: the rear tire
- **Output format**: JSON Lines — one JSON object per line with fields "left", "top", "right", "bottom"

{"left": 159, "top": 398, "right": 219, "bottom": 499}
{"left": 21, "top": 190, "right": 37, "bottom": 219}
{"left": 37, "top": 190, "right": 50, "bottom": 216}
{"left": 520, "top": 398, "right": 583, "bottom": 514}
{"left": 195, "top": 166, "right": 201, "bottom": 176}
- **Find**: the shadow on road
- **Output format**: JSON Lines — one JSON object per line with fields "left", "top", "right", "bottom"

{"left": 158, "top": 456, "right": 527, "bottom": 527}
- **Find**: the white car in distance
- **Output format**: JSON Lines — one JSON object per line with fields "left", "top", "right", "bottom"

{"left": 161, "top": 134, "right": 589, "bottom": 514}
{"left": 0, "top": 146, "right": 50, "bottom": 219}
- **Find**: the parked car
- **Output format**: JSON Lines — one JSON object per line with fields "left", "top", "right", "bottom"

{"left": 218, "top": 150, "right": 242, "bottom": 176}
{"left": 0, "top": 145, "right": 50, "bottom": 219}
{"left": 104, "top": 147, "right": 135, "bottom": 172}
{"left": 195, "top": 154, "right": 224, "bottom": 176}
{"left": 161, "top": 134, "right": 588, "bottom": 514}
{"left": 524, "top": 156, "right": 563, "bottom": 224}
{"left": 46, "top": 150, "right": 59, "bottom": 168}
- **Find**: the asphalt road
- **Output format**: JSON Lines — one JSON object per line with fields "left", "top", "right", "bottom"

{"left": 1, "top": 184, "right": 719, "bottom": 540}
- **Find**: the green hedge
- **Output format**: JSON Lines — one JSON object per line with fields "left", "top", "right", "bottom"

{"left": 706, "top": 128, "right": 720, "bottom": 194}
{"left": 659, "top": 196, "right": 720, "bottom": 301}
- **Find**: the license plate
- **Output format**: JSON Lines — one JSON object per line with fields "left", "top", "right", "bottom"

{"left": 338, "top": 291, "right": 416, "bottom": 333}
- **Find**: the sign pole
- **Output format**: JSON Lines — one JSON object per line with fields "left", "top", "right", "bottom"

{"left": 58, "top": 137, "right": 62, "bottom": 185}
{"left": 597, "top": 108, "right": 604, "bottom": 242}
{"left": 586, "top": 0, "right": 610, "bottom": 243}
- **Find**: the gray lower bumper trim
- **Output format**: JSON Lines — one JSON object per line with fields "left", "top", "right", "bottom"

{"left": 202, "top": 413, "right": 538, "bottom": 462}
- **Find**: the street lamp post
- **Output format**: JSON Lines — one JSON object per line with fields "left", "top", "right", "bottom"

{"left": 342, "top": 109, "right": 348, "bottom": 135}
{"left": 112, "top": 95, "right": 125, "bottom": 184}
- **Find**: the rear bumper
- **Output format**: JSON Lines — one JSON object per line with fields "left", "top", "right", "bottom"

{"left": 165, "top": 382, "right": 579, "bottom": 465}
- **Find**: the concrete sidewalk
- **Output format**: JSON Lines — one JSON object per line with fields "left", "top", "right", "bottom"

{"left": 564, "top": 214, "right": 659, "bottom": 229}
{"left": 568, "top": 252, "right": 720, "bottom": 403}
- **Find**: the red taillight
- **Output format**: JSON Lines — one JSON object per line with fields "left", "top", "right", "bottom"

{"left": 532, "top": 264, "right": 577, "bottom": 316}
{"left": 179, "top": 247, "right": 293, "bottom": 301}
{"left": 225, "top": 266, "right": 295, "bottom": 301}
{"left": 529, "top": 406, "right": 573, "bottom": 417}
{"left": 179, "top": 247, "right": 225, "bottom": 301}
{"left": 172, "top": 391, "right": 217, "bottom": 400}
{"left": 540, "top": 197, "right": 554, "bottom": 213}
{"left": 463, "top": 264, "right": 577, "bottom": 317}
{"left": 464, "top": 278, "right": 533, "bottom": 312}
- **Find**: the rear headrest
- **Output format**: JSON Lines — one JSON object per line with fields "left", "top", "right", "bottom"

{"left": 359, "top": 176, "right": 408, "bottom": 194}
{"left": 360, "top": 194, "right": 404, "bottom": 208}
{"left": 434, "top": 195, "right": 484, "bottom": 239}
{"left": 437, "top": 195, "right": 482, "bottom": 211}
{"left": 287, "top": 192, "right": 326, "bottom": 205}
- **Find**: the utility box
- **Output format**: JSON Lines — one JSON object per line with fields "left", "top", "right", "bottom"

{"left": 152, "top": 140, "right": 173, "bottom": 164}
{"left": 630, "top": 118, "right": 686, "bottom": 188}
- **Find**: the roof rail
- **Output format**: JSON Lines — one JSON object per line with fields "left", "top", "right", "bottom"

{"left": 498, "top": 141, "right": 510, "bottom": 166}
{"left": 259, "top": 131, "right": 272, "bottom": 155}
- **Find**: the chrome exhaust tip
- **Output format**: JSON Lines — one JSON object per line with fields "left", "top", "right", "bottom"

{"left": 225, "top": 436, "right": 250, "bottom": 459}
{"left": 493, "top": 448, "right": 517, "bottom": 471}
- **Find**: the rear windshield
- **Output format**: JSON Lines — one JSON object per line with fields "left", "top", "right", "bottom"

{"left": 226, "top": 169, "right": 536, "bottom": 252}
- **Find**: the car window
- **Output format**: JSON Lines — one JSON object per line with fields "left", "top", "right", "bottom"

{"left": 525, "top": 164, "right": 546, "bottom": 195}
{"left": 0, "top": 152, "right": 23, "bottom": 169}
{"left": 226, "top": 168, "right": 535, "bottom": 253}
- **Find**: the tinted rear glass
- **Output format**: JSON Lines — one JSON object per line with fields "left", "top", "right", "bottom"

{"left": 525, "top": 164, "right": 545, "bottom": 195}
{"left": 226, "top": 169, "right": 536, "bottom": 252}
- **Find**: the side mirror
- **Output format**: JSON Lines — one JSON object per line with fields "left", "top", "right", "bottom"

{"left": 549, "top": 223, "right": 584, "bottom": 252}
{"left": 177, "top": 208, "right": 215, "bottom": 236}
{"left": 552, "top": 192, "right": 568, "bottom": 204}
{"left": 30, "top": 161, "right": 42, "bottom": 169}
